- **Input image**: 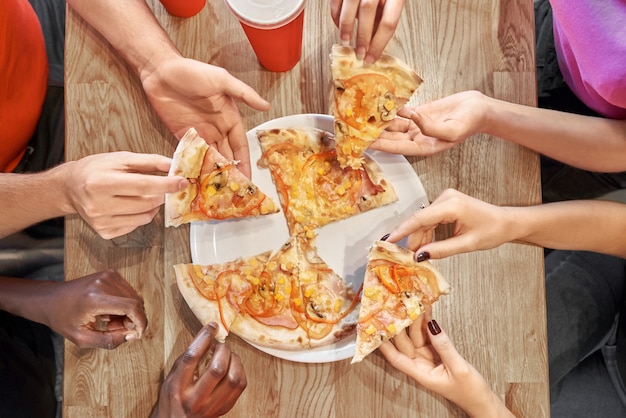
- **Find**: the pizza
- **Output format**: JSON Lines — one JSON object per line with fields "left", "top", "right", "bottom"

{"left": 165, "top": 127, "right": 279, "bottom": 227}
{"left": 351, "top": 240, "right": 451, "bottom": 363}
{"left": 174, "top": 234, "right": 359, "bottom": 350}
{"left": 256, "top": 127, "right": 398, "bottom": 235}
{"left": 174, "top": 251, "right": 272, "bottom": 343}
{"left": 331, "top": 44, "right": 423, "bottom": 169}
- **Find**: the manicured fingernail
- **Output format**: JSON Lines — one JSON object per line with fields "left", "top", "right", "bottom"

{"left": 415, "top": 252, "right": 430, "bottom": 262}
{"left": 356, "top": 47, "right": 366, "bottom": 60}
{"left": 179, "top": 179, "right": 189, "bottom": 189}
{"left": 125, "top": 333, "right": 137, "bottom": 341}
{"left": 427, "top": 320, "right": 441, "bottom": 335}
{"left": 380, "top": 233, "right": 390, "bottom": 241}
{"left": 364, "top": 55, "right": 375, "bottom": 64}
{"left": 341, "top": 37, "right": 350, "bottom": 47}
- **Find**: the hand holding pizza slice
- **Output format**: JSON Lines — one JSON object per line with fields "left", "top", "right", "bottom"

{"left": 331, "top": 44, "right": 423, "bottom": 169}
{"left": 352, "top": 240, "right": 451, "bottom": 363}
{"left": 165, "top": 127, "right": 279, "bottom": 227}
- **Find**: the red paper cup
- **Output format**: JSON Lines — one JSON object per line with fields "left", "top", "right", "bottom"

{"left": 159, "top": 0, "right": 206, "bottom": 18}
{"left": 224, "top": 0, "right": 306, "bottom": 72}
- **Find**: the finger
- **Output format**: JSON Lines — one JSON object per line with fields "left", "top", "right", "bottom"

{"left": 169, "top": 323, "right": 219, "bottom": 385}
{"left": 386, "top": 206, "right": 446, "bottom": 244}
{"left": 408, "top": 312, "right": 428, "bottom": 347}
{"left": 383, "top": 116, "right": 411, "bottom": 133}
{"left": 330, "top": 0, "right": 343, "bottom": 26}
{"left": 219, "top": 71, "right": 270, "bottom": 112}
{"left": 87, "top": 295, "right": 148, "bottom": 337}
{"left": 93, "top": 173, "right": 187, "bottom": 198}
{"left": 392, "top": 327, "right": 417, "bottom": 356}
{"left": 405, "top": 229, "right": 435, "bottom": 252}
{"left": 365, "top": 1, "right": 406, "bottom": 62}
{"left": 72, "top": 327, "right": 132, "bottom": 350}
{"left": 368, "top": 137, "right": 425, "bottom": 155}
{"left": 227, "top": 121, "right": 252, "bottom": 179}
{"left": 413, "top": 233, "right": 483, "bottom": 261}
{"left": 202, "top": 352, "right": 247, "bottom": 416}
{"left": 426, "top": 320, "right": 468, "bottom": 372}
{"left": 379, "top": 339, "right": 401, "bottom": 361}
{"left": 91, "top": 207, "right": 161, "bottom": 240}
{"left": 194, "top": 342, "right": 232, "bottom": 395}
{"left": 113, "top": 152, "right": 176, "bottom": 174}
{"left": 354, "top": 1, "right": 378, "bottom": 59}
{"left": 338, "top": 0, "right": 360, "bottom": 45}
{"left": 411, "top": 111, "right": 466, "bottom": 144}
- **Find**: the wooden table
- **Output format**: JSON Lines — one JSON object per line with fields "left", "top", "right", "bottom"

{"left": 64, "top": 1, "right": 547, "bottom": 417}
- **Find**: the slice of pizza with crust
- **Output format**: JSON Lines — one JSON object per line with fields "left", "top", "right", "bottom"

{"left": 331, "top": 44, "right": 423, "bottom": 169}
{"left": 174, "top": 251, "right": 272, "bottom": 342}
{"left": 174, "top": 234, "right": 360, "bottom": 350}
{"left": 289, "top": 234, "right": 359, "bottom": 348}
{"left": 228, "top": 236, "right": 310, "bottom": 350}
{"left": 165, "top": 127, "right": 279, "bottom": 227}
{"left": 351, "top": 240, "right": 451, "bottom": 363}
{"left": 257, "top": 127, "right": 398, "bottom": 235}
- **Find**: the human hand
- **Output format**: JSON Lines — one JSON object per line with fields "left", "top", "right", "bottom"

{"left": 370, "top": 90, "right": 489, "bottom": 156}
{"left": 43, "top": 270, "right": 147, "bottom": 349}
{"left": 151, "top": 323, "right": 247, "bottom": 418}
{"left": 385, "top": 189, "right": 515, "bottom": 259}
{"left": 140, "top": 56, "right": 270, "bottom": 178}
{"left": 379, "top": 314, "right": 513, "bottom": 417}
{"left": 330, "top": 0, "right": 405, "bottom": 63}
{"left": 60, "top": 151, "right": 187, "bottom": 239}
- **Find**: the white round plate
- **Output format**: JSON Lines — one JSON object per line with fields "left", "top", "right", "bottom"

{"left": 190, "top": 114, "right": 429, "bottom": 363}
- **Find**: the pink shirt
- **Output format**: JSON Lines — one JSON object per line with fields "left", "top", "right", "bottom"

{"left": 551, "top": 0, "right": 626, "bottom": 119}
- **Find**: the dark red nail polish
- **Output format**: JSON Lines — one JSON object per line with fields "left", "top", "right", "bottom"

{"left": 380, "top": 233, "right": 390, "bottom": 241}
{"left": 428, "top": 320, "right": 441, "bottom": 335}
{"left": 416, "top": 251, "right": 430, "bottom": 262}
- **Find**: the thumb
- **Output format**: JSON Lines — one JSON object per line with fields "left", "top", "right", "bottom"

{"left": 415, "top": 232, "right": 480, "bottom": 260}
{"left": 427, "top": 320, "right": 467, "bottom": 371}
{"left": 410, "top": 112, "right": 462, "bottom": 144}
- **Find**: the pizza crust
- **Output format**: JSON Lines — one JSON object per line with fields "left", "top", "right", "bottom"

{"left": 165, "top": 128, "right": 208, "bottom": 227}
{"left": 331, "top": 45, "right": 423, "bottom": 99}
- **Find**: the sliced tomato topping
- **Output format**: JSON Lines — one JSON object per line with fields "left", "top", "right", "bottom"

{"left": 336, "top": 73, "right": 395, "bottom": 130}
{"left": 197, "top": 169, "right": 265, "bottom": 219}
{"left": 241, "top": 272, "right": 276, "bottom": 318}
{"left": 189, "top": 266, "right": 217, "bottom": 300}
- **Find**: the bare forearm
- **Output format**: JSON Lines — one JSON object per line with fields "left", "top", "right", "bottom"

{"left": 0, "top": 277, "right": 57, "bottom": 326}
{"left": 483, "top": 96, "right": 626, "bottom": 172}
{"left": 506, "top": 200, "right": 626, "bottom": 257}
{"left": 0, "top": 167, "right": 73, "bottom": 238}
{"left": 66, "top": 0, "right": 181, "bottom": 80}
{"left": 466, "top": 392, "right": 515, "bottom": 418}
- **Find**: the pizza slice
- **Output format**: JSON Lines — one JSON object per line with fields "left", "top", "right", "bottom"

{"left": 289, "top": 233, "right": 360, "bottom": 348}
{"left": 228, "top": 236, "right": 310, "bottom": 350}
{"left": 257, "top": 127, "right": 398, "bottom": 235}
{"left": 351, "top": 240, "right": 451, "bottom": 363}
{"left": 165, "top": 127, "right": 279, "bottom": 227}
{"left": 174, "top": 251, "right": 272, "bottom": 342}
{"left": 331, "top": 44, "right": 423, "bottom": 169}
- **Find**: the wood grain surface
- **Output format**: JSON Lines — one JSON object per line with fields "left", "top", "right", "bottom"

{"left": 64, "top": 1, "right": 548, "bottom": 417}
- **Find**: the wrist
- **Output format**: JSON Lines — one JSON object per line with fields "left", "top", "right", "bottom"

{"left": 49, "top": 162, "right": 78, "bottom": 217}
{"left": 467, "top": 391, "right": 514, "bottom": 418}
